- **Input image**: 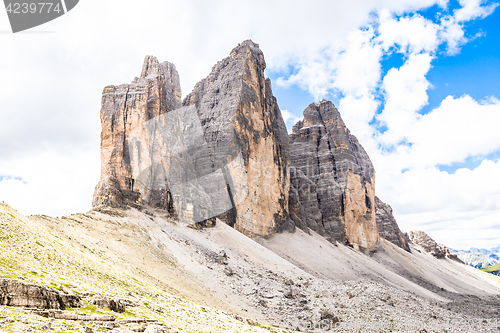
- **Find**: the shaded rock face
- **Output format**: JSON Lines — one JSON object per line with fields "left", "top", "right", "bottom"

{"left": 289, "top": 101, "right": 379, "bottom": 250}
{"left": 182, "top": 40, "right": 290, "bottom": 236}
{"left": 406, "top": 230, "right": 463, "bottom": 263}
{"left": 0, "top": 279, "right": 81, "bottom": 309}
{"left": 375, "top": 196, "right": 411, "bottom": 252}
{"left": 92, "top": 56, "right": 182, "bottom": 213}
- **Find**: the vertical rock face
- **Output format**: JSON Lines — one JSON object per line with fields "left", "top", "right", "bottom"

{"left": 183, "top": 40, "right": 291, "bottom": 236}
{"left": 0, "top": 279, "right": 81, "bottom": 309}
{"left": 289, "top": 100, "right": 379, "bottom": 250}
{"left": 93, "top": 41, "right": 290, "bottom": 237}
{"left": 374, "top": 196, "right": 411, "bottom": 252}
{"left": 92, "top": 56, "right": 182, "bottom": 211}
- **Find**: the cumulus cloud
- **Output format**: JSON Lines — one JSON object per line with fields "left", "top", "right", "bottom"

{"left": 377, "top": 52, "right": 434, "bottom": 146}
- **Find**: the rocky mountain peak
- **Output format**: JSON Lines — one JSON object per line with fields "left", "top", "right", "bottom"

{"left": 140, "top": 55, "right": 162, "bottom": 79}
{"left": 182, "top": 39, "right": 290, "bottom": 236}
{"left": 406, "top": 230, "right": 463, "bottom": 262}
{"left": 289, "top": 100, "right": 379, "bottom": 250}
{"left": 92, "top": 55, "right": 182, "bottom": 211}
{"left": 229, "top": 40, "right": 264, "bottom": 64}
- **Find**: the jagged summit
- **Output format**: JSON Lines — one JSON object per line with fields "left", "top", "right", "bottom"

{"left": 182, "top": 38, "right": 290, "bottom": 236}
{"left": 406, "top": 230, "right": 463, "bottom": 262}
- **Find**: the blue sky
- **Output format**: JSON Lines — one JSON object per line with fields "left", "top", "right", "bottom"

{"left": 0, "top": 0, "right": 499, "bottom": 249}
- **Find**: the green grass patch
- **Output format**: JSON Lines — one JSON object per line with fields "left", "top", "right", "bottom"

{"left": 2, "top": 273, "right": 18, "bottom": 279}
{"left": 67, "top": 301, "right": 117, "bottom": 317}
{"left": 480, "top": 263, "right": 500, "bottom": 273}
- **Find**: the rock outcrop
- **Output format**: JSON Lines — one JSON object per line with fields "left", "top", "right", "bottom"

{"left": 406, "top": 230, "right": 463, "bottom": 262}
{"left": 93, "top": 41, "right": 290, "bottom": 237}
{"left": 375, "top": 196, "right": 411, "bottom": 252}
{"left": 92, "top": 56, "right": 182, "bottom": 212}
{"left": 0, "top": 279, "right": 81, "bottom": 309}
{"left": 288, "top": 100, "right": 379, "bottom": 250}
{"left": 183, "top": 40, "right": 290, "bottom": 236}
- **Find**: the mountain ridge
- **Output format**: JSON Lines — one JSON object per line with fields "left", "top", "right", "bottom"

{"left": 2, "top": 40, "right": 500, "bottom": 332}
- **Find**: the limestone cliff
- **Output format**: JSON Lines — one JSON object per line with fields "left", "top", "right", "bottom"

{"left": 92, "top": 56, "right": 182, "bottom": 212}
{"left": 183, "top": 40, "right": 291, "bottom": 236}
{"left": 93, "top": 41, "right": 290, "bottom": 236}
{"left": 375, "top": 196, "right": 411, "bottom": 252}
{"left": 289, "top": 100, "right": 379, "bottom": 250}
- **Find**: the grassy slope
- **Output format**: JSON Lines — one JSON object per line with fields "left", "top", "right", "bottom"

{"left": 480, "top": 264, "right": 500, "bottom": 273}
{"left": 0, "top": 203, "right": 289, "bottom": 333}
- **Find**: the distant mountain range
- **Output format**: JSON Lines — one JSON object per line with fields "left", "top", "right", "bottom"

{"left": 451, "top": 246, "right": 500, "bottom": 273}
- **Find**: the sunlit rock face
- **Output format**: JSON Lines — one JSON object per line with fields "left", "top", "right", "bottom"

{"left": 183, "top": 40, "right": 291, "bottom": 236}
{"left": 93, "top": 41, "right": 291, "bottom": 236}
{"left": 92, "top": 56, "right": 182, "bottom": 213}
{"left": 288, "top": 100, "right": 379, "bottom": 250}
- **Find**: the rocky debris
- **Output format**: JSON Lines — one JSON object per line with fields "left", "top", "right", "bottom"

{"left": 92, "top": 55, "right": 182, "bottom": 212}
{"left": 145, "top": 324, "right": 171, "bottom": 333}
{"left": 374, "top": 196, "right": 411, "bottom": 252}
{"left": 0, "top": 278, "right": 80, "bottom": 309}
{"left": 40, "top": 321, "right": 52, "bottom": 330}
{"left": 289, "top": 100, "right": 379, "bottom": 250}
{"left": 183, "top": 40, "right": 291, "bottom": 236}
{"left": 88, "top": 295, "right": 126, "bottom": 313}
{"left": 33, "top": 309, "right": 115, "bottom": 321}
{"left": 406, "top": 230, "right": 464, "bottom": 262}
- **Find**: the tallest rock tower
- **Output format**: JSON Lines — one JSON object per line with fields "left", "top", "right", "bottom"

{"left": 183, "top": 40, "right": 290, "bottom": 236}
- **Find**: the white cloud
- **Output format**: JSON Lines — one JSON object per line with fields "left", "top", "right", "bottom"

{"left": 454, "top": 0, "right": 499, "bottom": 22}
{"left": 377, "top": 53, "right": 434, "bottom": 146}
{"left": 404, "top": 95, "right": 500, "bottom": 168}
{"left": 377, "top": 10, "right": 440, "bottom": 54}
{"left": 376, "top": 159, "right": 500, "bottom": 249}
{"left": 0, "top": 149, "right": 100, "bottom": 216}
{"left": 281, "top": 110, "right": 302, "bottom": 129}
{"left": 438, "top": 0, "right": 499, "bottom": 54}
